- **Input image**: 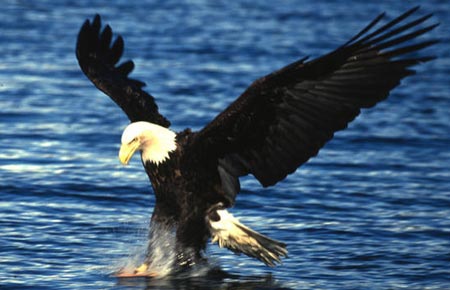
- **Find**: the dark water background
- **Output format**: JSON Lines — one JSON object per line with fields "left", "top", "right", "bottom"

{"left": 1, "top": 0, "right": 449, "bottom": 289}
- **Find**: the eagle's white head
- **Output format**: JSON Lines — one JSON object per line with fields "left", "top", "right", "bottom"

{"left": 118, "top": 121, "right": 177, "bottom": 165}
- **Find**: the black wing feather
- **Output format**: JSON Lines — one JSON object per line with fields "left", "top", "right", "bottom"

{"left": 76, "top": 15, "right": 170, "bottom": 127}
{"left": 194, "top": 7, "right": 437, "bottom": 188}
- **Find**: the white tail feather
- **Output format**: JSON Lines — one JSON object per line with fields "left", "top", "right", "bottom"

{"left": 207, "top": 209, "right": 287, "bottom": 266}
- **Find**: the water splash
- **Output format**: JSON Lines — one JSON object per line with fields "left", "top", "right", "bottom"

{"left": 115, "top": 222, "right": 221, "bottom": 278}
{"left": 145, "top": 223, "right": 177, "bottom": 277}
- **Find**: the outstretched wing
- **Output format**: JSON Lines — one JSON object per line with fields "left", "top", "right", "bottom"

{"left": 76, "top": 15, "right": 170, "bottom": 127}
{"left": 194, "top": 7, "right": 438, "bottom": 189}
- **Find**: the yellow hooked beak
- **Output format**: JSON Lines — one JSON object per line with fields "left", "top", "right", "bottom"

{"left": 119, "top": 140, "right": 140, "bottom": 165}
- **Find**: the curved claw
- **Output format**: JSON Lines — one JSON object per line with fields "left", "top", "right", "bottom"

{"left": 114, "top": 263, "right": 158, "bottom": 278}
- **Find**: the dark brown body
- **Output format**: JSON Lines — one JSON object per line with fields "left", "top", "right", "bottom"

{"left": 144, "top": 129, "right": 229, "bottom": 265}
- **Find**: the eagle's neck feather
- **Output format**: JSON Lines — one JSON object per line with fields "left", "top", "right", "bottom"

{"left": 140, "top": 124, "right": 177, "bottom": 165}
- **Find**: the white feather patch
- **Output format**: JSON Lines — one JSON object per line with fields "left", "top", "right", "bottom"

{"left": 207, "top": 208, "right": 288, "bottom": 266}
{"left": 122, "top": 122, "right": 177, "bottom": 165}
{"left": 208, "top": 209, "right": 247, "bottom": 248}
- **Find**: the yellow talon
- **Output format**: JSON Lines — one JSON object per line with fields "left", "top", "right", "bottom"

{"left": 115, "top": 262, "right": 159, "bottom": 277}
{"left": 134, "top": 263, "right": 149, "bottom": 274}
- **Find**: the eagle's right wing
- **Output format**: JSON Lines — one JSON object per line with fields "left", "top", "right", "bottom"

{"left": 76, "top": 15, "right": 170, "bottom": 127}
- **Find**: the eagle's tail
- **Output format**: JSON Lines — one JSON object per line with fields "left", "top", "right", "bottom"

{"left": 206, "top": 206, "right": 288, "bottom": 266}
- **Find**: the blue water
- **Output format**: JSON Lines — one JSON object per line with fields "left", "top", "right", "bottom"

{"left": 1, "top": 0, "right": 449, "bottom": 289}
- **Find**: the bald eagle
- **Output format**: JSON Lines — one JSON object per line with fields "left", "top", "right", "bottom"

{"left": 76, "top": 7, "right": 437, "bottom": 276}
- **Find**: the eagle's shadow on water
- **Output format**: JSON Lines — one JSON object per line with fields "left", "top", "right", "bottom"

{"left": 115, "top": 271, "right": 293, "bottom": 290}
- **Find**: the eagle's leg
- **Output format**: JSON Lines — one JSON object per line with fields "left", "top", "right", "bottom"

{"left": 174, "top": 213, "right": 210, "bottom": 270}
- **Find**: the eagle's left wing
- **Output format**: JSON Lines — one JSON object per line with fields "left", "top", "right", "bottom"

{"left": 193, "top": 7, "right": 437, "bottom": 192}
